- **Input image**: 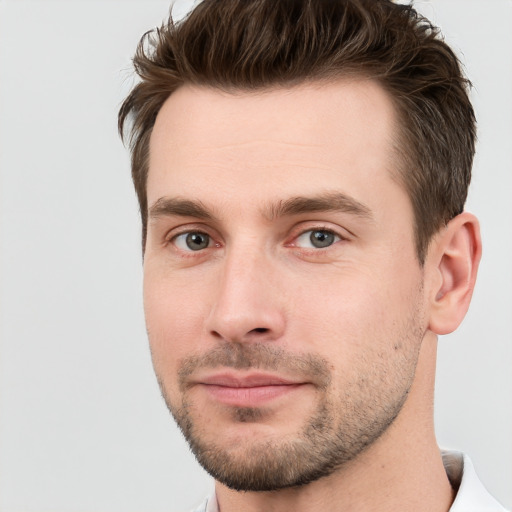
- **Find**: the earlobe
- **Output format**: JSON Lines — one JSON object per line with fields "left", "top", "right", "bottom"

{"left": 428, "top": 212, "right": 482, "bottom": 335}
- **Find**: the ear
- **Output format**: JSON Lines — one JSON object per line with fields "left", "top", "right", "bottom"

{"left": 427, "top": 212, "right": 482, "bottom": 335}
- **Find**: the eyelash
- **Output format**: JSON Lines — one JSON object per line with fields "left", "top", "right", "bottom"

{"left": 172, "top": 231, "right": 215, "bottom": 251}
{"left": 292, "top": 227, "right": 343, "bottom": 250}
{"left": 166, "top": 225, "right": 346, "bottom": 254}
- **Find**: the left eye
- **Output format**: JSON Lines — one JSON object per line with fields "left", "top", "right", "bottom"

{"left": 295, "top": 229, "right": 340, "bottom": 249}
{"left": 173, "top": 232, "right": 212, "bottom": 251}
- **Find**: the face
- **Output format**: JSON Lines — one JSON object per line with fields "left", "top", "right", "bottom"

{"left": 144, "top": 81, "right": 428, "bottom": 491}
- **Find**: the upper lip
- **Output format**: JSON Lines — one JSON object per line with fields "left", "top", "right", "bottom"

{"left": 195, "top": 372, "right": 304, "bottom": 388}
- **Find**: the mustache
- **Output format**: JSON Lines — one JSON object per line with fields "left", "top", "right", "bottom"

{"left": 178, "top": 342, "right": 331, "bottom": 391}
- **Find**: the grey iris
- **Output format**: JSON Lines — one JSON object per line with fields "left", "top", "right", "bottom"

{"left": 310, "top": 231, "right": 335, "bottom": 248}
{"left": 186, "top": 233, "right": 210, "bottom": 250}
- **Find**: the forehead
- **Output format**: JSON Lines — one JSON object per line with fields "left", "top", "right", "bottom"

{"left": 148, "top": 80, "right": 401, "bottom": 211}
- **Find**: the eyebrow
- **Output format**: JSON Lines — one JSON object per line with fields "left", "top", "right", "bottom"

{"left": 148, "top": 197, "right": 216, "bottom": 221}
{"left": 264, "top": 192, "right": 373, "bottom": 221}
{"left": 148, "top": 192, "right": 373, "bottom": 223}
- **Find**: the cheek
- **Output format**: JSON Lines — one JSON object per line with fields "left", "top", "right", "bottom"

{"left": 143, "top": 268, "right": 209, "bottom": 381}
{"left": 288, "top": 261, "right": 423, "bottom": 358}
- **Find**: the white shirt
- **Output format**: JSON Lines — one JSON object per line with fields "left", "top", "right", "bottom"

{"left": 191, "top": 451, "right": 508, "bottom": 512}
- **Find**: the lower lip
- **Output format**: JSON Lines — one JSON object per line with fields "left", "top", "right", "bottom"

{"left": 201, "top": 383, "right": 304, "bottom": 407}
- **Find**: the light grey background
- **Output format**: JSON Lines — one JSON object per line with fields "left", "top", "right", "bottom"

{"left": 0, "top": 1, "right": 510, "bottom": 511}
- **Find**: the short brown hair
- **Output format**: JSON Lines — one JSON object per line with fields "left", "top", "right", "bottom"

{"left": 118, "top": 0, "right": 476, "bottom": 263}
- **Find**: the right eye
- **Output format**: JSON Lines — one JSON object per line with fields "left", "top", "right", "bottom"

{"left": 173, "top": 232, "right": 212, "bottom": 251}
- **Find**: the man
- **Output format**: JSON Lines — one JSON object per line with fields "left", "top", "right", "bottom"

{"left": 118, "top": 1, "right": 508, "bottom": 511}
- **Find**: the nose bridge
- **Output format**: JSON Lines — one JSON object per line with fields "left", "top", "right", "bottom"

{"left": 206, "top": 239, "right": 285, "bottom": 343}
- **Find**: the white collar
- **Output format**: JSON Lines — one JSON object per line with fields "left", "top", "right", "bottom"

{"left": 442, "top": 450, "right": 508, "bottom": 511}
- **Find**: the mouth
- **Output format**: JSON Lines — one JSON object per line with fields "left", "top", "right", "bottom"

{"left": 193, "top": 372, "right": 308, "bottom": 407}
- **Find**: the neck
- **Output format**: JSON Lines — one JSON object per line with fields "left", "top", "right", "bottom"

{"left": 215, "top": 333, "right": 455, "bottom": 512}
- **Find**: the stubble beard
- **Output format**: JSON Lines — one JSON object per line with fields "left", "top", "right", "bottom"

{"left": 155, "top": 333, "right": 422, "bottom": 492}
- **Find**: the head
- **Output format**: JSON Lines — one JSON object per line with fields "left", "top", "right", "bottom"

{"left": 119, "top": 0, "right": 480, "bottom": 494}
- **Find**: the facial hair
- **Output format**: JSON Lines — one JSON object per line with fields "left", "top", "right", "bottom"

{"left": 155, "top": 330, "right": 422, "bottom": 492}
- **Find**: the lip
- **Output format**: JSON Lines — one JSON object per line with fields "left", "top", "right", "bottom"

{"left": 194, "top": 372, "right": 307, "bottom": 407}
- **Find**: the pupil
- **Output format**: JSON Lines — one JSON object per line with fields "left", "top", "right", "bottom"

{"left": 310, "top": 230, "right": 334, "bottom": 248}
{"left": 186, "top": 233, "right": 209, "bottom": 250}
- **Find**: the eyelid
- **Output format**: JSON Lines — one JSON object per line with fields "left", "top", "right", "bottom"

{"left": 295, "top": 229, "right": 341, "bottom": 248}
{"left": 286, "top": 222, "right": 350, "bottom": 247}
{"left": 165, "top": 223, "right": 222, "bottom": 249}
{"left": 165, "top": 222, "right": 214, "bottom": 240}
{"left": 172, "top": 232, "right": 213, "bottom": 251}
{"left": 161, "top": 221, "right": 349, "bottom": 253}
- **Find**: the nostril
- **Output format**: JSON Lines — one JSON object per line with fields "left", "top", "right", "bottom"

{"left": 251, "top": 327, "right": 269, "bottom": 334}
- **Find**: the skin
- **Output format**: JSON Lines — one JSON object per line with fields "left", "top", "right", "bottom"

{"left": 144, "top": 80, "right": 481, "bottom": 512}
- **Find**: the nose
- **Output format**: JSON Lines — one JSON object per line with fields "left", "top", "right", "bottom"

{"left": 205, "top": 245, "right": 286, "bottom": 344}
